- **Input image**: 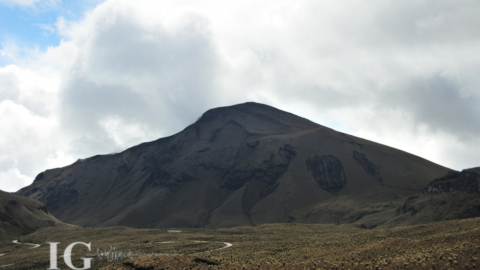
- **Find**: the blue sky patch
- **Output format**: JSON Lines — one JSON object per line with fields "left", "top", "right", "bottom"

{"left": 0, "top": 1, "right": 103, "bottom": 56}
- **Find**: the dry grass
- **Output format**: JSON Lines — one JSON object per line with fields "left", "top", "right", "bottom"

{"left": 1, "top": 218, "right": 480, "bottom": 269}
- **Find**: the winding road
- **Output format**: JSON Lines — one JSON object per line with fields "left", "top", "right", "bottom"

{"left": 155, "top": 240, "right": 233, "bottom": 255}
{"left": 0, "top": 240, "right": 42, "bottom": 268}
{"left": 12, "top": 240, "right": 41, "bottom": 249}
{"left": 0, "top": 238, "right": 233, "bottom": 268}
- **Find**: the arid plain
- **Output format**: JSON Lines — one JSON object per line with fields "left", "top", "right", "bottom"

{"left": 1, "top": 217, "right": 479, "bottom": 269}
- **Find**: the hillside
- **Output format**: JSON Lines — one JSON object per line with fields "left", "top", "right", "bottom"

{"left": 17, "top": 102, "right": 450, "bottom": 228}
{"left": 388, "top": 167, "right": 480, "bottom": 227}
{"left": 0, "top": 190, "right": 63, "bottom": 240}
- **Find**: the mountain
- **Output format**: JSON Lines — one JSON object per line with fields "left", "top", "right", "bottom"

{"left": 0, "top": 190, "right": 63, "bottom": 240}
{"left": 17, "top": 102, "right": 450, "bottom": 228}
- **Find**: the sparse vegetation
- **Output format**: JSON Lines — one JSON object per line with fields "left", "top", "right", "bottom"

{"left": 1, "top": 217, "right": 480, "bottom": 269}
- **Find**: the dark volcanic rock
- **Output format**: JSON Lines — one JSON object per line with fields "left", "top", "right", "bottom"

{"left": 353, "top": 151, "right": 383, "bottom": 182}
{"left": 306, "top": 155, "right": 347, "bottom": 194}
{"left": 17, "top": 102, "right": 450, "bottom": 228}
{"left": 425, "top": 169, "right": 480, "bottom": 194}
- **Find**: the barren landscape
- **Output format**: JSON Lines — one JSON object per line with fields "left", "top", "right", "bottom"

{"left": 1, "top": 217, "right": 479, "bottom": 269}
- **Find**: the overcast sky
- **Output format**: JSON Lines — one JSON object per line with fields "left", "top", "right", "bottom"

{"left": 1, "top": 0, "right": 479, "bottom": 192}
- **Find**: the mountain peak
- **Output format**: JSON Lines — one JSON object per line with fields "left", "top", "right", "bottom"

{"left": 195, "top": 102, "right": 319, "bottom": 135}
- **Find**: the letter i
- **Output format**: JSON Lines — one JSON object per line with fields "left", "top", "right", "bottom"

{"left": 47, "top": 242, "right": 60, "bottom": 270}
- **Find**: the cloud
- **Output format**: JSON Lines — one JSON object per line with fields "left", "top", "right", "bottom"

{"left": 384, "top": 75, "right": 480, "bottom": 141}
{"left": 56, "top": 1, "right": 221, "bottom": 155}
{"left": 0, "top": 65, "right": 68, "bottom": 192}
{"left": 0, "top": 167, "right": 32, "bottom": 192}
{"left": 0, "top": 66, "right": 20, "bottom": 101}
{"left": 0, "top": 100, "right": 64, "bottom": 175}
{"left": 1, "top": 0, "right": 480, "bottom": 191}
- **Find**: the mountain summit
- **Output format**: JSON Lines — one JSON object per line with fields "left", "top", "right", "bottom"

{"left": 18, "top": 102, "right": 450, "bottom": 228}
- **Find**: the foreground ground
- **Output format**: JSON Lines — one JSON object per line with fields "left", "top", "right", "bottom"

{"left": 1, "top": 218, "right": 479, "bottom": 269}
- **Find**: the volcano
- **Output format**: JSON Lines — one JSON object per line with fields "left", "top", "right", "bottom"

{"left": 17, "top": 102, "right": 450, "bottom": 228}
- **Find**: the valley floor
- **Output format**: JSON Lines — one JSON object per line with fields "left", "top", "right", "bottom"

{"left": 1, "top": 218, "right": 480, "bottom": 269}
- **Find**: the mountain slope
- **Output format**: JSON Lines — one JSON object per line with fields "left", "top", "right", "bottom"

{"left": 0, "top": 190, "right": 64, "bottom": 240}
{"left": 388, "top": 167, "right": 480, "bottom": 227}
{"left": 17, "top": 102, "right": 450, "bottom": 228}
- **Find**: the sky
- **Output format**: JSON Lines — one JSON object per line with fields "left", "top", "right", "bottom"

{"left": 0, "top": 0, "right": 479, "bottom": 192}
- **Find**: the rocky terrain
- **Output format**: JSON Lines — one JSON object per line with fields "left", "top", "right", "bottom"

{"left": 17, "top": 102, "right": 451, "bottom": 228}
{"left": 388, "top": 167, "right": 480, "bottom": 227}
{"left": 425, "top": 167, "right": 480, "bottom": 194}
{"left": 0, "top": 190, "right": 63, "bottom": 240}
{"left": 2, "top": 218, "right": 480, "bottom": 269}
